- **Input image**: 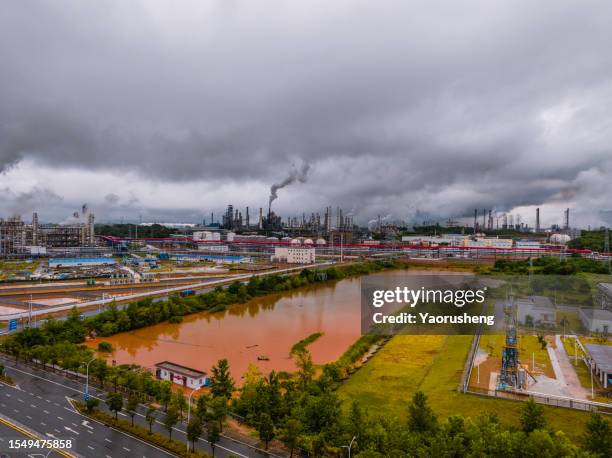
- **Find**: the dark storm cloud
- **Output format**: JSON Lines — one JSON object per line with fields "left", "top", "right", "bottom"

{"left": 1, "top": 0, "right": 612, "bottom": 224}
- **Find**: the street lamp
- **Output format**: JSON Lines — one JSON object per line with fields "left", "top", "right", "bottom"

{"left": 186, "top": 385, "right": 202, "bottom": 450}
{"left": 342, "top": 436, "right": 357, "bottom": 458}
{"left": 85, "top": 357, "right": 96, "bottom": 399}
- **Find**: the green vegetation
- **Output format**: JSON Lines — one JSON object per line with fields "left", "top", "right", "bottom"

{"left": 479, "top": 334, "right": 554, "bottom": 377}
{"left": 0, "top": 362, "right": 15, "bottom": 385}
{"left": 96, "top": 223, "right": 175, "bottom": 238}
{"left": 338, "top": 334, "right": 600, "bottom": 443}
{"left": 0, "top": 259, "right": 40, "bottom": 281}
{"left": 290, "top": 332, "right": 324, "bottom": 355}
{"left": 480, "top": 256, "right": 610, "bottom": 275}
{"left": 568, "top": 229, "right": 611, "bottom": 252}
{"left": 97, "top": 341, "right": 113, "bottom": 352}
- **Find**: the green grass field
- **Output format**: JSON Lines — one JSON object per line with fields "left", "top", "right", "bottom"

{"left": 338, "top": 334, "right": 597, "bottom": 441}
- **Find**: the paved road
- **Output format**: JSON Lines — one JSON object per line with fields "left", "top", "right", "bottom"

{"left": 0, "top": 417, "right": 66, "bottom": 458}
{"left": 0, "top": 356, "right": 277, "bottom": 458}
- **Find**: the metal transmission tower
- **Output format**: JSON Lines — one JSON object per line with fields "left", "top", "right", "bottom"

{"left": 498, "top": 296, "right": 525, "bottom": 390}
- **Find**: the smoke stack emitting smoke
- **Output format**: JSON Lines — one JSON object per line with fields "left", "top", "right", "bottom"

{"left": 268, "top": 163, "right": 310, "bottom": 209}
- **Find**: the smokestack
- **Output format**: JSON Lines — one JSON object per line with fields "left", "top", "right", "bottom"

{"left": 32, "top": 212, "right": 38, "bottom": 245}
{"left": 536, "top": 208, "right": 540, "bottom": 233}
{"left": 474, "top": 208, "right": 478, "bottom": 234}
{"left": 88, "top": 213, "right": 95, "bottom": 245}
{"left": 564, "top": 208, "right": 570, "bottom": 230}
{"left": 259, "top": 207, "right": 263, "bottom": 230}
{"left": 246, "top": 207, "right": 250, "bottom": 229}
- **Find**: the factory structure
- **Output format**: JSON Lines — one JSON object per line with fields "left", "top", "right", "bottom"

{"left": 0, "top": 211, "right": 96, "bottom": 257}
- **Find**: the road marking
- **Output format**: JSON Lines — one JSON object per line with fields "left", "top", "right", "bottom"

{"left": 86, "top": 429, "right": 93, "bottom": 434}
{"left": 54, "top": 429, "right": 61, "bottom": 434}
{"left": 43, "top": 410, "right": 50, "bottom": 414}
{"left": 41, "top": 422, "right": 47, "bottom": 426}
{"left": 63, "top": 426, "right": 79, "bottom": 435}
{"left": 36, "top": 395, "right": 43, "bottom": 399}
{"left": 82, "top": 420, "right": 94, "bottom": 430}
{"left": 26, "top": 415, "right": 32, "bottom": 419}
{"left": 57, "top": 416, "right": 64, "bottom": 420}
{"left": 18, "top": 398, "right": 24, "bottom": 403}
{"left": 54, "top": 402, "right": 60, "bottom": 406}
{"left": 105, "top": 438, "right": 112, "bottom": 443}
{"left": 45, "top": 399, "right": 51, "bottom": 403}
{"left": 30, "top": 404, "right": 37, "bottom": 408}
{"left": 13, "top": 409, "right": 19, "bottom": 413}
{"left": 5, "top": 393, "right": 10, "bottom": 397}
{"left": 71, "top": 422, "right": 78, "bottom": 427}
{"left": 123, "top": 447, "right": 131, "bottom": 452}
{"left": 88, "top": 446, "right": 95, "bottom": 450}
{"left": 118, "top": 412, "right": 127, "bottom": 416}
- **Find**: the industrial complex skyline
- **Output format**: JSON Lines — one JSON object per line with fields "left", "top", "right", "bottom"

{"left": 1, "top": 1, "right": 612, "bottom": 227}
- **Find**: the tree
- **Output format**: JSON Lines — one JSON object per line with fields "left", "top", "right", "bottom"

{"left": 158, "top": 381, "right": 172, "bottom": 410}
{"left": 207, "top": 420, "right": 221, "bottom": 457}
{"left": 583, "top": 413, "right": 612, "bottom": 457}
{"left": 195, "top": 393, "right": 210, "bottom": 423}
{"left": 107, "top": 392, "right": 123, "bottom": 420}
{"left": 145, "top": 406, "right": 157, "bottom": 434}
{"left": 210, "top": 359, "right": 235, "bottom": 398}
{"left": 520, "top": 398, "right": 546, "bottom": 433}
{"left": 407, "top": 391, "right": 437, "bottom": 434}
{"left": 210, "top": 396, "right": 228, "bottom": 432}
{"left": 85, "top": 397, "right": 99, "bottom": 413}
{"left": 258, "top": 412, "right": 275, "bottom": 449}
{"left": 126, "top": 394, "right": 139, "bottom": 427}
{"left": 187, "top": 418, "right": 203, "bottom": 452}
{"left": 174, "top": 389, "right": 187, "bottom": 419}
{"left": 280, "top": 418, "right": 302, "bottom": 457}
{"left": 164, "top": 406, "right": 179, "bottom": 440}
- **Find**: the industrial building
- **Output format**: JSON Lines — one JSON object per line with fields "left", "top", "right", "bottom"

{"left": 0, "top": 212, "right": 96, "bottom": 257}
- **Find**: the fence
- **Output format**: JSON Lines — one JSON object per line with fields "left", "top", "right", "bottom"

{"left": 465, "top": 385, "right": 612, "bottom": 415}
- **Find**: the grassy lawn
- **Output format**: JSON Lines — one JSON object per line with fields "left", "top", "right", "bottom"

{"left": 0, "top": 260, "right": 40, "bottom": 281}
{"left": 478, "top": 333, "right": 554, "bottom": 377}
{"left": 339, "top": 334, "right": 596, "bottom": 441}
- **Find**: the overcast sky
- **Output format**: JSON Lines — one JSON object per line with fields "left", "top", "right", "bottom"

{"left": 1, "top": 0, "right": 611, "bottom": 228}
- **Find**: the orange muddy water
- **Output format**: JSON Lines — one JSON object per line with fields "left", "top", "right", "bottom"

{"left": 89, "top": 277, "right": 363, "bottom": 379}
{"left": 88, "top": 270, "right": 427, "bottom": 380}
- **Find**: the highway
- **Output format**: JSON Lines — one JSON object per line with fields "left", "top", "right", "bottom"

{"left": 0, "top": 356, "right": 280, "bottom": 458}
{"left": 0, "top": 415, "right": 67, "bottom": 458}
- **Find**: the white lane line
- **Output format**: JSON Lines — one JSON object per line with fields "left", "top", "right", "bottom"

{"left": 88, "top": 446, "right": 95, "bottom": 450}
{"left": 122, "top": 447, "right": 131, "bottom": 452}
{"left": 105, "top": 438, "right": 112, "bottom": 443}
{"left": 57, "top": 416, "right": 63, "bottom": 420}
{"left": 41, "top": 422, "right": 47, "bottom": 426}
{"left": 30, "top": 404, "right": 37, "bottom": 408}
{"left": 43, "top": 410, "right": 50, "bottom": 414}
{"left": 26, "top": 415, "right": 32, "bottom": 419}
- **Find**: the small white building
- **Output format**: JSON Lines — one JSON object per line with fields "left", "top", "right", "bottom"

{"left": 192, "top": 231, "right": 221, "bottom": 242}
{"left": 584, "top": 344, "right": 612, "bottom": 389}
{"left": 516, "top": 296, "right": 556, "bottom": 327}
{"left": 579, "top": 308, "right": 612, "bottom": 334}
{"left": 154, "top": 361, "right": 209, "bottom": 389}
{"left": 197, "top": 243, "right": 229, "bottom": 253}
{"left": 272, "top": 246, "right": 316, "bottom": 264}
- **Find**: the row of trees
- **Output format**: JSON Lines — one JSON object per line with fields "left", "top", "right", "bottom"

{"left": 482, "top": 256, "right": 610, "bottom": 275}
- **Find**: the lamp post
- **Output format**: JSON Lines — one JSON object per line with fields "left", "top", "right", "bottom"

{"left": 85, "top": 357, "right": 96, "bottom": 399}
{"left": 342, "top": 436, "right": 357, "bottom": 458}
{"left": 186, "top": 385, "right": 202, "bottom": 450}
